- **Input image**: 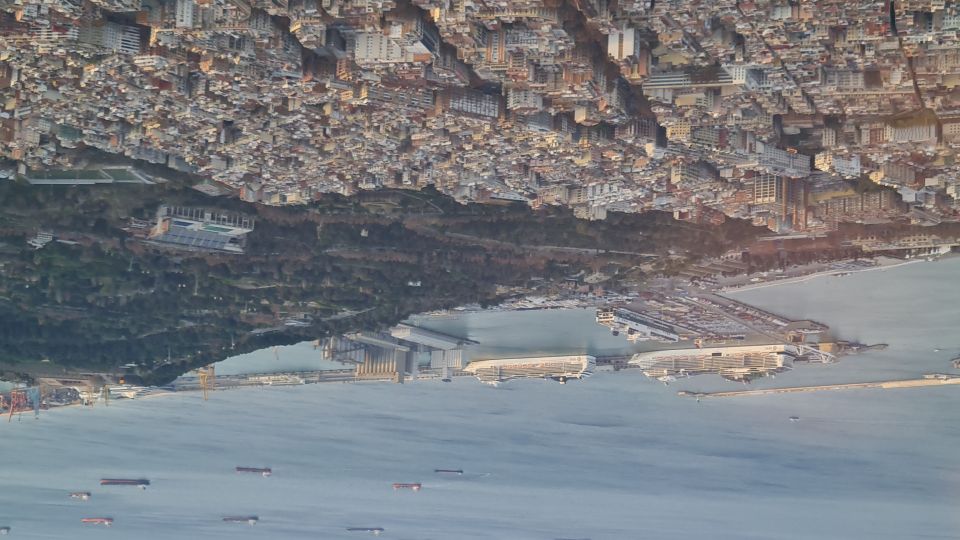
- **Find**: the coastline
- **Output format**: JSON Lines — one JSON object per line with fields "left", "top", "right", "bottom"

{"left": 719, "top": 257, "right": 929, "bottom": 294}
{"left": 3, "top": 254, "right": 953, "bottom": 418}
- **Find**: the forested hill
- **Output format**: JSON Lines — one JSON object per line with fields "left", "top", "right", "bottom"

{"left": 0, "top": 178, "right": 762, "bottom": 385}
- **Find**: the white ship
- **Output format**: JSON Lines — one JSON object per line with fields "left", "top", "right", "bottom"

{"left": 630, "top": 344, "right": 798, "bottom": 382}
{"left": 463, "top": 355, "right": 595, "bottom": 385}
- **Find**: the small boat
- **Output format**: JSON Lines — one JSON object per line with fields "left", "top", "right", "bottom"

{"left": 235, "top": 467, "right": 272, "bottom": 477}
{"left": 346, "top": 527, "right": 384, "bottom": 535}
{"left": 100, "top": 478, "right": 149, "bottom": 489}
{"left": 81, "top": 518, "right": 113, "bottom": 526}
{"left": 222, "top": 516, "right": 259, "bottom": 525}
{"left": 70, "top": 491, "right": 92, "bottom": 500}
{"left": 434, "top": 469, "right": 463, "bottom": 475}
{"left": 0, "top": 526, "right": 10, "bottom": 535}
{"left": 789, "top": 416, "right": 800, "bottom": 422}
{"left": 392, "top": 482, "right": 421, "bottom": 491}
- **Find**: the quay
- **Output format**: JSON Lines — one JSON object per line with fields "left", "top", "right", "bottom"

{"left": 678, "top": 374, "right": 960, "bottom": 398}
{"left": 173, "top": 357, "right": 632, "bottom": 391}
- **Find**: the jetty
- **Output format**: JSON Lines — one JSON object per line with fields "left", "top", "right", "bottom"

{"left": 679, "top": 374, "right": 960, "bottom": 398}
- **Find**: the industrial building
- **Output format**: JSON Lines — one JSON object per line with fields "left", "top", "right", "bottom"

{"left": 596, "top": 307, "right": 683, "bottom": 342}
{"left": 317, "top": 324, "right": 474, "bottom": 382}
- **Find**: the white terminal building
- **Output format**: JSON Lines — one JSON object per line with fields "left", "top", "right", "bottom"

{"left": 596, "top": 307, "right": 682, "bottom": 342}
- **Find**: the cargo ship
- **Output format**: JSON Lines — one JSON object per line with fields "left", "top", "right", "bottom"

{"left": 100, "top": 478, "right": 149, "bottom": 488}
{"left": 235, "top": 466, "right": 271, "bottom": 477}
{"left": 70, "top": 491, "right": 92, "bottom": 500}
{"left": 81, "top": 518, "right": 113, "bottom": 526}
{"left": 434, "top": 469, "right": 463, "bottom": 475}
{"left": 346, "top": 527, "right": 384, "bottom": 535}
{"left": 222, "top": 516, "right": 259, "bottom": 525}
{"left": 392, "top": 482, "right": 421, "bottom": 491}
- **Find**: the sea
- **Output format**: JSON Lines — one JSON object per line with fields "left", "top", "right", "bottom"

{"left": 1, "top": 257, "right": 958, "bottom": 539}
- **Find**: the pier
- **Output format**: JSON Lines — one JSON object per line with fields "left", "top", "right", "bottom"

{"left": 678, "top": 374, "right": 960, "bottom": 398}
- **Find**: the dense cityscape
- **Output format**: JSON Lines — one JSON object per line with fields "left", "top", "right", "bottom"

{"left": 1, "top": 0, "right": 959, "bottom": 537}
{"left": 3, "top": 0, "right": 960, "bottom": 232}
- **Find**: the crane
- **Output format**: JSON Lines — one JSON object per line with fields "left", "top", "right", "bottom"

{"left": 6, "top": 390, "right": 28, "bottom": 422}
{"left": 197, "top": 365, "right": 216, "bottom": 401}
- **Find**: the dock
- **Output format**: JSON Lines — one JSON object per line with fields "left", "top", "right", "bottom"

{"left": 678, "top": 374, "right": 960, "bottom": 398}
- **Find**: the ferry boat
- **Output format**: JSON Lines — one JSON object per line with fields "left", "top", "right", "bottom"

{"left": 100, "top": 478, "right": 149, "bottom": 488}
{"left": 70, "top": 491, "right": 92, "bottom": 500}
{"left": 81, "top": 518, "right": 113, "bottom": 526}
{"left": 346, "top": 527, "right": 384, "bottom": 535}
{"left": 392, "top": 482, "right": 421, "bottom": 491}
{"left": 235, "top": 466, "right": 272, "bottom": 477}
{"left": 223, "top": 516, "right": 259, "bottom": 525}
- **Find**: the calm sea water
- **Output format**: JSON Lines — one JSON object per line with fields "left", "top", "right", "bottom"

{"left": 1, "top": 257, "right": 958, "bottom": 539}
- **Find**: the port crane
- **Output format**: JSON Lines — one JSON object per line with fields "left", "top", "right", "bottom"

{"left": 4, "top": 388, "right": 40, "bottom": 422}
{"left": 5, "top": 391, "right": 27, "bottom": 422}
{"left": 197, "top": 365, "right": 216, "bottom": 401}
{"left": 84, "top": 385, "right": 108, "bottom": 407}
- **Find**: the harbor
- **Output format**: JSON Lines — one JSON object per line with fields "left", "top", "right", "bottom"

{"left": 0, "top": 287, "right": 933, "bottom": 416}
{"left": 3, "top": 256, "right": 959, "bottom": 418}
{"left": 0, "top": 256, "right": 957, "bottom": 539}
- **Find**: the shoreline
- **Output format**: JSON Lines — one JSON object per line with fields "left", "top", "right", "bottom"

{"left": 719, "top": 257, "right": 928, "bottom": 294}
{"left": 2, "top": 254, "right": 950, "bottom": 416}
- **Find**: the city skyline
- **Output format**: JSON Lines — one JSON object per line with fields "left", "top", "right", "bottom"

{"left": 2, "top": 0, "right": 960, "bottom": 234}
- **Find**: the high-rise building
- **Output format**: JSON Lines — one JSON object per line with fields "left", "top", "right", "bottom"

{"left": 175, "top": 0, "right": 198, "bottom": 28}
{"left": 79, "top": 22, "right": 141, "bottom": 55}
{"left": 754, "top": 173, "right": 783, "bottom": 204}
{"left": 607, "top": 24, "right": 640, "bottom": 60}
